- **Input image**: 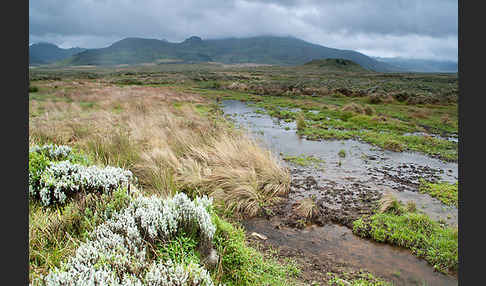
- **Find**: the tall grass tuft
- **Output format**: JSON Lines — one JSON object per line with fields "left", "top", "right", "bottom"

{"left": 296, "top": 112, "right": 306, "bottom": 131}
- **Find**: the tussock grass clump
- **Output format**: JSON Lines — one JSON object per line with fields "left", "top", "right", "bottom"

{"left": 363, "top": 105, "right": 375, "bottom": 116}
{"left": 376, "top": 191, "right": 405, "bottom": 215}
{"left": 294, "top": 197, "right": 319, "bottom": 221}
{"left": 341, "top": 103, "right": 365, "bottom": 114}
{"left": 138, "top": 123, "right": 290, "bottom": 217}
{"left": 441, "top": 114, "right": 452, "bottom": 125}
{"left": 411, "top": 108, "right": 430, "bottom": 119}
{"left": 296, "top": 112, "right": 306, "bottom": 130}
{"left": 367, "top": 93, "right": 384, "bottom": 104}
{"left": 85, "top": 130, "right": 140, "bottom": 169}
{"left": 383, "top": 139, "right": 404, "bottom": 152}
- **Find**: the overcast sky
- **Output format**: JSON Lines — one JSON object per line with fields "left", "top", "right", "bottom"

{"left": 29, "top": 0, "right": 458, "bottom": 61}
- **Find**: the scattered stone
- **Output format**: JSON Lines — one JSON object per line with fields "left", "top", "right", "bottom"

{"left": 251, "top": 232, "right": 268, "bottom": 240}
{"left": 201, "top": 248, "right": 219, "bottom": 270}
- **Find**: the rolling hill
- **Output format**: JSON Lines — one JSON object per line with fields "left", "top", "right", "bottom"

{"left": 302, "top": 58, "right": 368, "bottom": 72}
{"left": 61, "top": 36, "right": 399, "bottom": 72}
{"left": 29, "top": 43, "right": 86, "bottom": 65}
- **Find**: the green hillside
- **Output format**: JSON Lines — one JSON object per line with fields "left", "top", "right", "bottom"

{"left": 62, "top": 36, "right": 399, "bottom": 72}
{"left": 29, "top": 43, "right": 86, "bottom": 65}
{"left": 302, "top": 58, "right": 367, "bottom": 72}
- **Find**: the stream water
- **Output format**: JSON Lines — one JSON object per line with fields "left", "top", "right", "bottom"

{"left": 221, "top": 100, "right": 458, "bottom": 286}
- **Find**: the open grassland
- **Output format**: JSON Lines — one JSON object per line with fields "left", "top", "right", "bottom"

{"left": 30, "top": 64, "right": 457, "bottom": 162}
{"left": 29, "top": 65, "right": 457, "bottom": 285}
{"left": 29, "top": 79, "right": 297, "bottom": 285}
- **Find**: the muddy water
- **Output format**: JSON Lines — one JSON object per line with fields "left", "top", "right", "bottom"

{"left": 245, "top": 218, "right": 457, "bottom": 286}
{"left": 222, "top": 100, "right": 458, "bottom": 285}
{"left": 222, "top": 100, "right": 458, "bottom": 226}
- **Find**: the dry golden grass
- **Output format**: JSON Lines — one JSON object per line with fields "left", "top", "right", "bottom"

{"left": 441, "top": 114, "right": 451, "bottom": 125}
{"left": 376, "top": 190, "right": 404, "bottom": 215}
{"left": 411, "top": 108, "right": 431, "bottom": 119}
{"left": 341, "top": 103, "right": 365, "bottom": 114}
{"left": 294, "top": 197, "right": 319, "bottom": 220}
{"left": 29, "top": 81, "right": 290, "bottom": 218}
{"left": 377, "top": 191, "right": 396, "bottom": 214}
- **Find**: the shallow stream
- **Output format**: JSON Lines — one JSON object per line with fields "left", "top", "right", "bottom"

{"left": 222, "top": 100, "right": 458, "bottom": 285}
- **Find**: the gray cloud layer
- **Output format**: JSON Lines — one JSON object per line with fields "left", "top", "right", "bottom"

{"left": 29, "top": 0, "right": 458, "bottom": 61}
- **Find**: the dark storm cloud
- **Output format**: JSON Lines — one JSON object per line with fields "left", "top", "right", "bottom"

{"left": 29, "top": 0, "right": 457, "bottom": 61}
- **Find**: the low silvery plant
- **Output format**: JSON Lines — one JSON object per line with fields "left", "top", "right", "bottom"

{"left": 40, "top": 193, "right": 219, "bottom": 286}
{"left": 32, "top": 160, "right": 134, "bottom": 206}
{"left": 30, "top": 144, "right": 73, "bottom": 160}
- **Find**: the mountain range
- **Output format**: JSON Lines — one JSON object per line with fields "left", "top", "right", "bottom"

{"left": 29, "top": 36, "right": 456, "bottom": 73}
{"left": 29, "top": 42, "right": 86, "bottom": 65}
{"left": 373, "top": 57, "right": 457, "bottom": 73}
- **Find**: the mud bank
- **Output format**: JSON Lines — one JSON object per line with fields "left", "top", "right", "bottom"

{"left": 245, "top": 218, "right": 457, "bottom": 286}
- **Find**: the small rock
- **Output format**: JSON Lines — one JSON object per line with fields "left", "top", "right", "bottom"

{"left": 201, "top": 248, "right": 219, "bottom": 270}
{"left": 251, "top": 232, "right": 268, "bottom": 240}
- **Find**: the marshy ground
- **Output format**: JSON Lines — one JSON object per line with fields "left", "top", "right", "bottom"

{"left": 29, "top": 63, "right": 458, "bottom": 285}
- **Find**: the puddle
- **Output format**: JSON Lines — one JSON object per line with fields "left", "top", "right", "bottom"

{"left": 245, "top": 218, "right": 457, "bottom": 286}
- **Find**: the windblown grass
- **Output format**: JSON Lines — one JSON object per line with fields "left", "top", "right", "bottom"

{"left": 29, "top": 82, "right": 290, "bottom": 218}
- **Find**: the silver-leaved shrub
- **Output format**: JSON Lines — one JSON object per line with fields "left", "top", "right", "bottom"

{"left": 30, "top": 144, "right": 74, "bottom": 161}
{"left": 33, "top": 160, "right": 134, "bottom": 206}
{"left": 40, "top": 193, "right": 218, "bottom": 286}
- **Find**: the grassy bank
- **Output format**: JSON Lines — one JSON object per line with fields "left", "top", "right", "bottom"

{"left": 352, "top": 197, "right": 458, "bottom": 274}
{"left": 419, "top": 179, "right": 458, "bottom": 207}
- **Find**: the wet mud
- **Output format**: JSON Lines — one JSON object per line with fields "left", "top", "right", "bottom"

{"left": 221, "top": 100, "right": 458, "bottom": 285}
{"left": 245, "top": 218, "right": 458, "bottom": 286}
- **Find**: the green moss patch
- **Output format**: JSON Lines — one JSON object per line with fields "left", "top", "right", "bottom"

{"left": 419, "top": 179, "right": 458, "bottom": 207}
{"left": 353, "top": 211, "right": 458, "bottom": 274}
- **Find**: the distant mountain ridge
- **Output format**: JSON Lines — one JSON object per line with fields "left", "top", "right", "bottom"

{"left": 30, "top": 36, "right": 402, "bottom": 72}
{"left": 373, "top": 57, "right": 457, "bottom": 73}
{"left": 29, "top": 43, "right": 86, "bottom": 65}
{"left": 60, "top": 36, "right": 399, "bottom": 72}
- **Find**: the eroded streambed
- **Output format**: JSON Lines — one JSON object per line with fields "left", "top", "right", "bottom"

{"left": 222, "top": 100, "right": 458, "bottom": 286}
